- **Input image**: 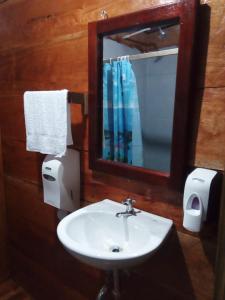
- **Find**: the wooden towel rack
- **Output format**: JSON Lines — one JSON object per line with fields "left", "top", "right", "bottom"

{"left": 68, "top": 92, "right": 88, "bottom": 115}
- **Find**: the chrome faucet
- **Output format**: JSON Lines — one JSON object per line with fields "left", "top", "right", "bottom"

{"left": 115, "top": 198, "right": 141, "bottom": 218}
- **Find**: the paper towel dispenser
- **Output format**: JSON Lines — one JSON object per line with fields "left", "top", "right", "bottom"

{"left": 42, "top": 149, "right": 80, "bottom": 212}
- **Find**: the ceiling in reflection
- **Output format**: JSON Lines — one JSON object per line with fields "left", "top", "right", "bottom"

{"left": 108, "top": 23, "right": 179, "bottom": 52}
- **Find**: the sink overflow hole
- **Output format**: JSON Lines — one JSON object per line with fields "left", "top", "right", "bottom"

{"left": 110, "top": 246, "right": 122, "bottom": 253}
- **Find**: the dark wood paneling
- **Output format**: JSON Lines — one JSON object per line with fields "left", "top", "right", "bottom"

{"left": 200, "top": 1, "right": 225, "bottom": 88}
{"left": 194, "top": 88, "right": 225, "bottom": 170}
{"left": 0, "top": 95, "right": 26, "bottom": 141}
{"left": 214, "top": 173, "right": 225, "bottom": 300}
{"left": 0, "top": 279, "right": 31, "bottom": 300}
{"left": 0, "top": 0, "right": 175, "bottom": 54}
{"left": 2, "top": 139, "right": 44, "bottom": 185}
{"left": 0, "top": 0, "right": 224, "bottom": 299}
{"left": 0, "top": 38, "right": 88, "bottom": 94}
{"left": 5, "top": 176, "right": 57, "bottom": 237}
{"left": 10, "top": 248, "right": 91, "bottom": 300}
{"left": 128, "top": 230, "right": 216, "bottom": 300}
{"left": 0, "top": 132, "right": 8, "bottom": 282}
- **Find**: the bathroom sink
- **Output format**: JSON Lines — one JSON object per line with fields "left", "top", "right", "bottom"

{"left": 57, "top": 199, "right": 173, "bottom": 270}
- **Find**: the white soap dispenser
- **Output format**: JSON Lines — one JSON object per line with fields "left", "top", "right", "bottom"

{"left": 183, "top": 168, "right": 217, "bottom": 232}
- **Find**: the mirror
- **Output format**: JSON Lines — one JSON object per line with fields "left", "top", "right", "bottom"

{"left": 88, "top": 0, "right": 198, "bottom": 188}
{"left": 102, "top": 20, "right": 179, "bottom": 173}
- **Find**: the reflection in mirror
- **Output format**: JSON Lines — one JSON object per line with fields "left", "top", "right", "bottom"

{"left": 102, "top": 20, "right": 180, "bottom": 173}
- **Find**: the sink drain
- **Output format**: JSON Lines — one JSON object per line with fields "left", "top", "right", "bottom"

{"left": 110, "top": 245, "right": 122, "bottom": 253}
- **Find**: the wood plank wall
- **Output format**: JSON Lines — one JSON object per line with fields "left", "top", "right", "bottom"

{"left": 214, "top": 173, "right": 225, "bottom": 300}
{"left": 0, "top": 131, "right": 9, "bottom": 282}
{"left": 0, "top": 279, "right": 31, "bottom": 300}
{"left": 0, "top": 0, "right": 224, "bottom": 299}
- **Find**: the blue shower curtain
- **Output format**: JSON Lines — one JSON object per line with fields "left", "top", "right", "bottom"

{"left": 103, "top": 58, "right": 143, "bottom": 166}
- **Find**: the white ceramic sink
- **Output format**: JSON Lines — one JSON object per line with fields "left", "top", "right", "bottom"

{"left": 57, "top": 199, "right": 173, "bottom": 270}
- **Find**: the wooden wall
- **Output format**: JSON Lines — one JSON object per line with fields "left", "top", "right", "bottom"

{"left": 214, "top": 174, "right": 225, "bottom": 300}
{"left": 0, "top": 131, "right": 8, "bottom": 282}
{"left": 0, "top": 0, "right": 224, "bottom": 299}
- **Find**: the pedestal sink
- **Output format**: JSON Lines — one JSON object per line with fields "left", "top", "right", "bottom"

{"left": 57, "top": 199, "right": 173, "bottom": 298}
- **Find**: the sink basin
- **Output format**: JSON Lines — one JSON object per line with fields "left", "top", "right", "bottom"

{"left": 57, "top": 199, "right": 173, "bottom": 270}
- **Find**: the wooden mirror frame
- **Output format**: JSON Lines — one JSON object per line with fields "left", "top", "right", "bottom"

{"left": 88, "top": 0, "right": 198, "bottom": 188}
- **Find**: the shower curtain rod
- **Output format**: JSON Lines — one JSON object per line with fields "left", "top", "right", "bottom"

{"left": 103, "top": 47, "right": 178, "bottom": 63}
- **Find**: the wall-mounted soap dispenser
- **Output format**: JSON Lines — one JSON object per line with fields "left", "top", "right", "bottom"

{"left": 42, "top": 149, "right": 80, "bottom": 212}
{"left": 183, "top": 168, "right": 218, "bottom": 232}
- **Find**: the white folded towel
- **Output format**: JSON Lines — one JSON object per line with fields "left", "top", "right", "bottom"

{"left": 24, "top": 89, "right": 73, "bottom": 156}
